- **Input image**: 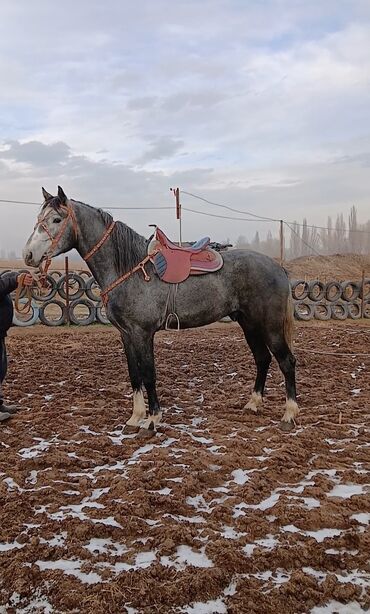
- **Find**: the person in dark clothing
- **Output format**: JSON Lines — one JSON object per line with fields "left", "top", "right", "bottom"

{"left": 0, "top": 271, "right": 33, "bottom": 421}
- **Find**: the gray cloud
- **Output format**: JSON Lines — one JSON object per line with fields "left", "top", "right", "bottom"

{"left": 0, "top": 141, "right": 71, "bottom": 167}
{"left": 135, "top": 136, "right": 185, "bottom": 165}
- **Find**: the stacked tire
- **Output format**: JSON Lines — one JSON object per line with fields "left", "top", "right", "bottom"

{"left": 291, "top": 278, "right": 369, "bottom": 321}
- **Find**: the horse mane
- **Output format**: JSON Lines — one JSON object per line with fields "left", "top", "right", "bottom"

{"left": 98, "top": 208, "right": 147, "bottom": 272}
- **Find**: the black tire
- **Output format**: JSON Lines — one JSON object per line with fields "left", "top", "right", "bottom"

{"left": 294, "top": 302, "right": 314, "bottom": 321}
{"left": 331, "top": 302, "right": 349, "bottom": 320}
{"left": 348, "top": 303, "right": 362, "bottom": 320}
{"left": 341, "top": 281, "right": 361, "bottom": 302}
{"left": 363, "top": 300, "right": 370, "bottom": 318}
{"left": 360, "top": 278, "right": 370, "bottom": 300}
{"left": 57, "top": 273, "right": 86, "bottom": 300}
{"left": 79, "top": 270, "right": 92, "bottom": 280}
{"left": 308, "top": 280, "right": 325, "bottom": 302}
{"left": 39, "top": 300, "right": 68, "bottom": 326}
{"left": 31, "top": 275, "right": 57, "bottom": 301}
{"left": 68, "top": 299, "right": 96, "bottom": 326}
{"left": 291, "top": 280, "right": 309, "bottom": 301}
{"left": 50, "top": 270, "right": 63, "bottom": 280}
{"left": 325, "top": 281, "right": 342, "bottom": 302}
{"left": 96, "top": 303, "right": 110, "bottom": 324}
{"left": 314, "top": 303, "right": 332, "bottom": 321}
{"left": 85, "top": 277, "right": 101, "bottom": 302}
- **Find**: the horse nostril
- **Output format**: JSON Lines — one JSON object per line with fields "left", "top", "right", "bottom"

{"left": 26, "top": 251, "right": 33, "bottom": 263}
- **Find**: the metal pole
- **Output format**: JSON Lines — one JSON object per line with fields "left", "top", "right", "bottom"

{"left": 178, "top": 200, "right": 182, "bottom": 246}
{"left": 361, "top": 269, "right": 365, "bottom": 318}
{"left": 170, "top": 187, "right": 182, "bottom": 246}
{"left": 65, "top": 256, "right": 70, "bottom": 325}
{"left": 279, "top": 220, "right": 284, "bottom": 265}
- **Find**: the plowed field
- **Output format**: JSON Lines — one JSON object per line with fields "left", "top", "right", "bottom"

{"left": 0, "top": 323, "right": 369, "bottom": 613}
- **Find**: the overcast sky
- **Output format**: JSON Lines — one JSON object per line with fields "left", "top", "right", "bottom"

{"left": 1, "top": 0, "right": 370, "bottom": 253}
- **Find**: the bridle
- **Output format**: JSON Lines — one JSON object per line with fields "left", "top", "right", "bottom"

{"left": 34, "top": 200, "right": 156, "bottom": 306}
{"left": 36, "top": 200, "right": 79, "bottom": 278}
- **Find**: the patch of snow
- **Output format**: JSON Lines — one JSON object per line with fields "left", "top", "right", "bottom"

{"left": 243, "top": 544, "right": 256, "bottom": 557}
{"left": 282, "top": 525, "right": 342, "bottom": 542}
{"left": 255, "top": 535, "right": 279, "bottom": 550}
{"left": 310, "top": 601, "right": 366, "bottom": 614}
{"left": 40, "top": 532, "right": 67, "bottom": 548}
{"left": 25, "top": 470, "right": 38, "bottom": 485}
{"left": 84, "top": 537, "right": 128, "bottom": 556}
{"left": 36, "top": 559, "right": 102, "bottom": 584}
{"left": 181, "top": 599, "right": 227, "bottom": 613}
{"left": 328, "top": 484, "right": 368, "bottom": 499}
{"left": 164, "top": 514, "right": 205, "bottom": 524}
{"left": 220, "top": 526, "right": 246, "bottom": 540}
{"left": 351, "top": 513, "right": 370, "bottom": 525}
{"left": 0, "top": 540, "right": 25, "bottom": 552}
{"left": 149, "top": 487, "right": 172, "bottom": 496}
{"left": 2, "top": 591, "right": 54, "bottom": 614}
{"left": 231, "top": 469, "right": 250, "bottom": 485}
{"left": 18, "top": 438, "right": 51, "bottom": 459}
{"left": 161, "top": 545, "right": 213, "bottom": 570}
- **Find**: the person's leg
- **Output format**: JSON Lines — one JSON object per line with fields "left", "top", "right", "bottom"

{"left": 0, "top": 337, "right": 16, "bottom": 415}
{"left": 0, "top": 337, "right": 7, "bottom": 406}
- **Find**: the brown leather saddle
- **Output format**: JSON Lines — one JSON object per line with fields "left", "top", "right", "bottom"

{"left": 148, "top": 227, "right": 223, "bottom": 283}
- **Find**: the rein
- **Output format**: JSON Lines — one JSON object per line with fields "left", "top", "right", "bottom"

{"left": 100, "top": 250, "right": 159, "bottom": 306}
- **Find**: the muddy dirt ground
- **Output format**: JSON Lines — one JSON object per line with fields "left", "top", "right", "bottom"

{"left": 0, "top": 323, "right": 369, "bottom": 613}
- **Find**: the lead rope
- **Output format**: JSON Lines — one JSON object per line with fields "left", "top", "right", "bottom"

{"left": 14, "top": 271, "right": 47, "bottom": 314}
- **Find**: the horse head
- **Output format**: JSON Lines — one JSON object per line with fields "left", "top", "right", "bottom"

{"left": 23, "top": 186, "right": 78, "bottom": 267}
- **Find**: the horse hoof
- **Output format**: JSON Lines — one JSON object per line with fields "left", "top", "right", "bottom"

{"left": 244, "top": 403, "right": 259, "bottom": 414}
{"left": 137, "top": 427, "right": 156, "bottom": 439}
{"left": 280, "top": 420, "right": 295, "bottom": 432}
{"left": 123, "top": 424, "right": 140, "bottom": 434}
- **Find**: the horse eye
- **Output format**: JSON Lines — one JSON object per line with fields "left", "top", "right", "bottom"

{"left": 53, "top": 218, "right": 61, "bottom": 224}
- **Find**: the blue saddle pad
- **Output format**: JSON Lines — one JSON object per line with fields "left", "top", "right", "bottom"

{"left": 152, "top": 252, "right": 167, "bottom": 279}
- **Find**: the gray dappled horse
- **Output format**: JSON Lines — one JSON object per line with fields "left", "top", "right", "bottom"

{"left": 23, "top": 187, "right": 299, "bottom": 435}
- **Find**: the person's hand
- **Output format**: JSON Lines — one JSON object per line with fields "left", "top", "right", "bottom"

{"left": 17, "top": 272, "right": 34, "bottom": 287}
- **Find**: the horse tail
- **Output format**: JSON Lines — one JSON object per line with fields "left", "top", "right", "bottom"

{"left": 284, "top": 292, "right": 295, "bottom": 351}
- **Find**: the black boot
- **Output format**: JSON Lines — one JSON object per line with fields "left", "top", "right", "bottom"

{"left": 0, "top": 403, "right": 18, "bottom": 414}
{"left": 0, "top": 410, "right": 11, "bottom": 422}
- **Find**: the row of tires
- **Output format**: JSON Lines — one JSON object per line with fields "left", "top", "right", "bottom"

{"left": 291, "top": 279, "right": 370, "bottom": 302}
{"left": 13, "top": 297, "right": 370, "bottom": 326}
{"left": 294, "top": 301, "right": 369, "bottom": 321}
{"left": 9, "top": 272, "right": 101, "bottom": 303}
{"left": 13, "top": 299, "right": 109, "bottom": 327}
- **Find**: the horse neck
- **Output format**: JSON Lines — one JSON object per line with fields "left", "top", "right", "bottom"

{"left": 72, "top": 201, "right": 147, "bottom": 289}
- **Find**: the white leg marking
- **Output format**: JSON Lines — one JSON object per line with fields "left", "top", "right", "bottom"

{"left": 141, "top": 412, "right": 162, "bottom": 431}
{"left": 126, "top": 390, "right": 147, "bottom": 427}
{"left": 244, "top": 391, "right": 263, "bottom": 413}
{"left": 281, "top": 399, "right": 299, "bottom": 423}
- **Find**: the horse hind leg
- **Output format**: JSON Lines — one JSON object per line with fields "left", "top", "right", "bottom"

{"left": 270, "top": 340, "right": 298, "bottom": 431}
{"left": 238, "top": 320, "right": 272, "bottom": 414}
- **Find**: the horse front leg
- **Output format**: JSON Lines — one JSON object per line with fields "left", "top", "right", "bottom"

{"left": 122, "top": 330, "right": 161, "bottom": 436}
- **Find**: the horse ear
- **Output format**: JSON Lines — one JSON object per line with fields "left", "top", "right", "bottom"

{"left": 57, "top": 186, "right": 67, "bottom": 204}
{"left": 42, "top": 187, "right": 53, "bottom": 201}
